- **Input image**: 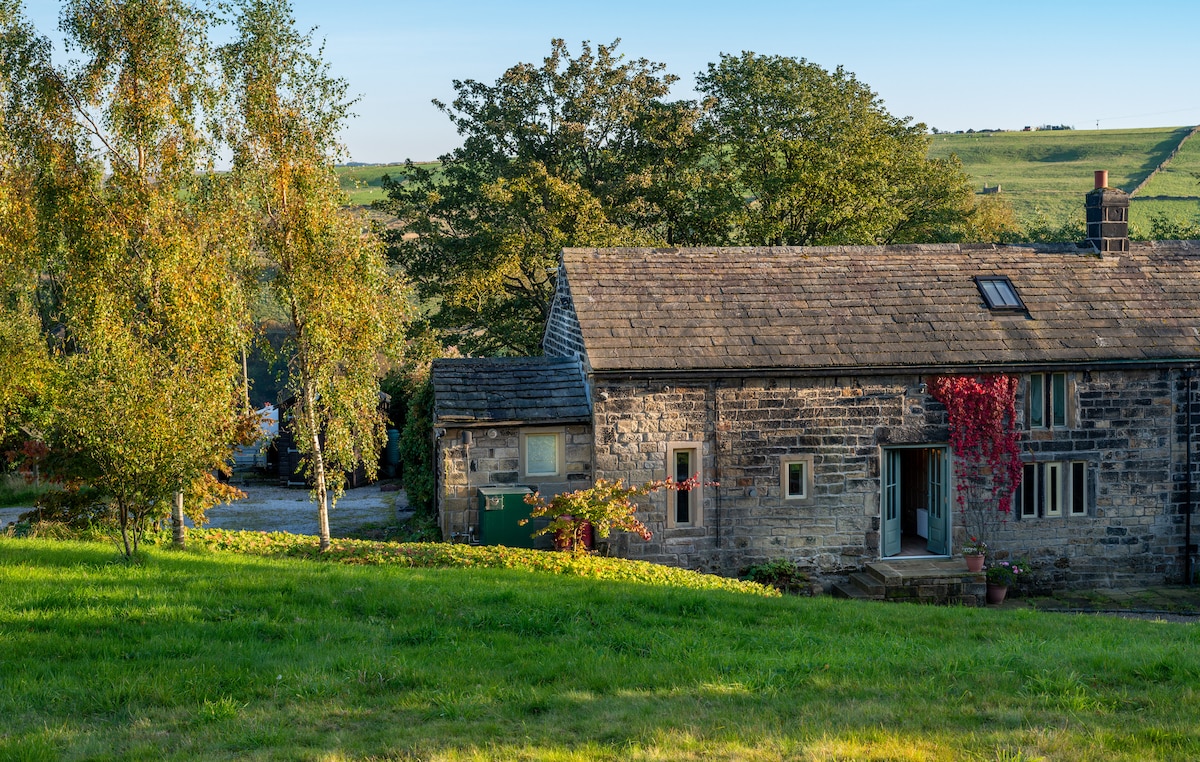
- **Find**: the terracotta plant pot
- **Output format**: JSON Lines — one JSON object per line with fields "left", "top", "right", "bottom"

{"left": 964, "top": 553, "right": 985, "bottom": 572}
{"left": 986, "top": 583, "right": 1008, "bottom": 604}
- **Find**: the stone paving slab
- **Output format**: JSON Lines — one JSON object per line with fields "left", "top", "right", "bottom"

{"left": 1003, "top": 586, "right": 1200, "bottom": 621}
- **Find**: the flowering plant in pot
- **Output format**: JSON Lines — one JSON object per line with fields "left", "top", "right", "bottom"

{"left": 961, "top": 536, "right": 987, "bottom": 571}
{"left": 985, "top": 558, "right": 1030, "bottom": 587}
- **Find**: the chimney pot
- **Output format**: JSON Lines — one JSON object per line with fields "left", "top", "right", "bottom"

{"left": 1085, "top": 171, "right": 1128, "bottom": 252}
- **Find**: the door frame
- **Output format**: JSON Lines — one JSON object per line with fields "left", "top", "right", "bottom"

{"left": 880, "top": 444, "right": 953, "bottom": 559}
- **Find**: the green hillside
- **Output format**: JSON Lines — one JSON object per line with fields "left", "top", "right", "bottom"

{"left": 346, "top": 128, "right": 1200, "bottom": 237}
{"left": 929, "top": 127, "right": 1200, "bottom": 234}
{"left": 336, "top": 161, "right": 441, "bottom": 206}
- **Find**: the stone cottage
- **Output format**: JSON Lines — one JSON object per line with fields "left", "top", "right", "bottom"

{"left": 432, "top": 180, "right": 1200, "bottom": 592}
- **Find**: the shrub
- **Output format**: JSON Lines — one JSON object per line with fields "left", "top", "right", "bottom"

{"left": 20, "top": 487, "right": 113, "bottom": 529}
{"left": 175, "top": 528, "right": 778, "bottom": 596}
{"left": 741, "top": 559, "right": 811, "bottom": 595}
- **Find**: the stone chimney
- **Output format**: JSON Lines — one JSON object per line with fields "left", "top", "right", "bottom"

{"left": 1085, "top": 170, "right": 1129, "bottom": 252}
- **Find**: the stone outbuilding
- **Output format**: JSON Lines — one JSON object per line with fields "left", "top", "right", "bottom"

{"left": 432, "top": 182, "right": 1200, "bottom": 594}
{"left": 431, "top": 357, "right": 592, "bottom": 542}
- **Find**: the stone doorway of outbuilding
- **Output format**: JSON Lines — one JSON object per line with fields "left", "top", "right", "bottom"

{"left": 882, "top": 446, "right": 950, "bottom": 559}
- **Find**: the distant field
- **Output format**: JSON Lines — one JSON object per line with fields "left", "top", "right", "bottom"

{"left": 336, "top": 162, "right": 441, "bottom": 206}
{"left": 929, "top": 126, "right": 1200, "bottom": 233}
{"left": 1135, "top": 127, "right": 1200, "bottom": 198}
{"left": 347, "top": 129, "right": 1200, "bottom": 236}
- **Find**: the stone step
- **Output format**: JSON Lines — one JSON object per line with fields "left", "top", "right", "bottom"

{"left": 865, "top": 558, "right": 981, "bottom": 585}
{"left": 837, "top": 559, "right": 987, "bottom": 606}
{"left": 830, "top": 581, "right": 880, "bottom": 601}
{"left": 849, "top": 571, "right": 885, "bottom": 597}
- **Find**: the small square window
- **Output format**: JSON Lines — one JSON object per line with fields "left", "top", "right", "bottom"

{"left": 521, "top": 431, "right": 563, "bottom": 478}
{"left": 781, "top": 456, "right": 813, "bottom": 501}
{"left": 975, "top": 276, "right": 1025, "bottom": 311}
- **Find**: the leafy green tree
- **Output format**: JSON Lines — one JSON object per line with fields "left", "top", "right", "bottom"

{"left": 221, "top": 0, "right": 405, "bottom": 551}
{"left": 0, "top": 0, "right": 56, "bottom": 444}
{"left": 381, "top": 39, "right": 706, "bottom": 356}
{"left": 696, "top": 52, "right": 976, "bottom": 246}
{"left": 12, "top": 0, "right": 255, "bottom": 555}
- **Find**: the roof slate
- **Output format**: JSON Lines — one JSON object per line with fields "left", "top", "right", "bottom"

{"left": 432, "top": 357, "right": 590, "bottom": 425}
{"left": 561, "top": 242, "right": 1200, "bottom": 374}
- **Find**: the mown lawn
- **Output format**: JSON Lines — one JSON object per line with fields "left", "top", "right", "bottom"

{"left": 2, "top": 537, "right": 1198, "bottom": 761}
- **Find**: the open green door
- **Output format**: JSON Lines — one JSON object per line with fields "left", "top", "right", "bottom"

{"left": 926, "top": 447, "right": 948, "bottom": 555}
{"left": 882, "top": 449, "right": 901, "bottom": 557}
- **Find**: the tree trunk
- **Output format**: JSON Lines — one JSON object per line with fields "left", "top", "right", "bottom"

{"left": 119, "top": 500, "right": 132, "bottom": 558}
{"left": 241, "top": 347, "right": 251, "bottom": 414}
{"left": 303, "top": 380, "right": 331, "bottom": 551}
{"left": 172, "top": 490, "right": 186, "bottom": 548}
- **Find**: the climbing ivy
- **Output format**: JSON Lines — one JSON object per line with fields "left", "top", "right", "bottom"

{"left": 928, "top": 374, "right": 1023, "bottom": 551}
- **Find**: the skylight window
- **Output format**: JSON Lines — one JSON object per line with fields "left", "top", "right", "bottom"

{"left": 975, "top": 276, "right": 1025, "bottom": 312}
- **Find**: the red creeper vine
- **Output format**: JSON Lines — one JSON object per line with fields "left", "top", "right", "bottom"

{"left": 928, "top": 375, "right": 1023, "bottom": 547}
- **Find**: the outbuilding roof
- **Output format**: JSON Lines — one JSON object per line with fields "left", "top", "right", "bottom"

{"left": 431, "top": 356, "right": 590, "bottom": 425}
{"left": 561, "top": 242, "right": 1200, "bottom": 374}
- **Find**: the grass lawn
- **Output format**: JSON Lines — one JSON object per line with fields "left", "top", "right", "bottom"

{"left": 2, "top": 537, "right": 1198, "bottom": 761}
{"left": 0, "top": 473, "right": 54, "bottom": 509}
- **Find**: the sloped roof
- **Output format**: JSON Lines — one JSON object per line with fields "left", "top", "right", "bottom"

{"left": 432, "top": 357, "right": 590, "bottom": 425}
{"left": 561, "top": 242, "right": 1200, "bottom": 374}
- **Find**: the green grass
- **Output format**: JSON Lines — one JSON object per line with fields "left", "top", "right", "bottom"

{"left": 3, "top": 537, "right": 1199, "bottom": 760}
{"left": 929, "top": 127, "right": 1200, "bottom": 233}
{"left": 1136, "top": 128, "right": 1200, "bottom": 198}
{"left": 0, "top": 473, "right": 53, "bottom": 509}
{"left": 336, "top": 162, "right": 441, "bottom": 206}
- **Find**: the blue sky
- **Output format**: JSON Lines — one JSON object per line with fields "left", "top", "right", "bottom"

{"left": 23, "top": 0, "right": 1200, "bottom": 163}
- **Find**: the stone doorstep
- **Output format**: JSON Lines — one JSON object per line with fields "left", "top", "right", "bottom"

{"left": 832, "top": 558, "right": 987, "bottom": 606}
{"left": 866, "top": 558, "right": 985, "bottom": 586}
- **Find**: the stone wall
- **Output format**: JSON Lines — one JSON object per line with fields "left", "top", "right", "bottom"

{"left": 989, "top": 368, "right": 1190, "bottom": 588}
{"left": 592, "top": 369, "right": 1193, "bottom": 590}
{"left": 437, "top": 424, "right": 593, "bottom": 541}
{"left": 592, "top": 375, "right": 936, "bottom": 579}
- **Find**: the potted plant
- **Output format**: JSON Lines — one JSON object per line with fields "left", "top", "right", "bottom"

{"left": 985, "top": 558, "right": 1030, "bottom": 604}
{"left": 961, "top": 536, "right": 987, "bottom": 572}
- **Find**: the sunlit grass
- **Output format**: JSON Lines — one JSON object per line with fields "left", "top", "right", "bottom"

{"left": 930, "top": 126, "right": 1200, "bottom": 232}
{"left": 1, "top": 537, "right": 1198, "bottom": 760}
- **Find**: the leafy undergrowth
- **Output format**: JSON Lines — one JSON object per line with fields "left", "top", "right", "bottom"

{"left": 172, "top": 527, "right": 779, "bottom": 597}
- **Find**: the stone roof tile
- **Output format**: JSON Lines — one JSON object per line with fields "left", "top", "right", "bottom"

{"left": 561, "top": 242, "right": 1200, "bottom": 373}
{"left": 432, "top": 357, "right": 590, "bottom": 425}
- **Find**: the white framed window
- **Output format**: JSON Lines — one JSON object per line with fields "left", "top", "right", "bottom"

{"left": 1019, "top": 461, "right": 1088, "bottom": 518}
{"left": 1029, "top": 372, "right": 1069, "bottom": 429}
{"left": 1070, "top": 461, "right": 1088, "bottom": 516}
{"left": 666, "top": 442, "right": 702, "bottom": 528}
{"left": 520, "top": 430, "right": 564, "bottom": 479}
{"left": 781, "top": 456, "right": 813, "bottom": 501}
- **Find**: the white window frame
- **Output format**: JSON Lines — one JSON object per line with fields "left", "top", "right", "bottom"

{"left": 1070, "top": 461, "right": 1089, "bottom": 516}
{"left": 781, "top": 456, "right": 813, "bottom": 502}
{"left": 1019, "top": 460, "right": 1088, "bottom": 518}
{"left": 666, "top": 441, "right": 703, "bottom": 528}
{"left": 520, "top": 429, "right": 565, "bottom": 480}
{"left": 1029, "top": 372, "right": 1069, "bottom": 430}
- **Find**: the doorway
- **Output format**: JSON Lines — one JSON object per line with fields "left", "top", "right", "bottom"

{"left": 882, "top": 446, "right": 950, "bottom": 558}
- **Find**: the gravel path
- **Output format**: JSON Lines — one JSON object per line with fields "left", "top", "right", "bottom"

{"left": 204, "top": 483, "right": 407, "bottom": 536}
{"left": 2, "top": 482, "right": 408, "bottom": 538}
